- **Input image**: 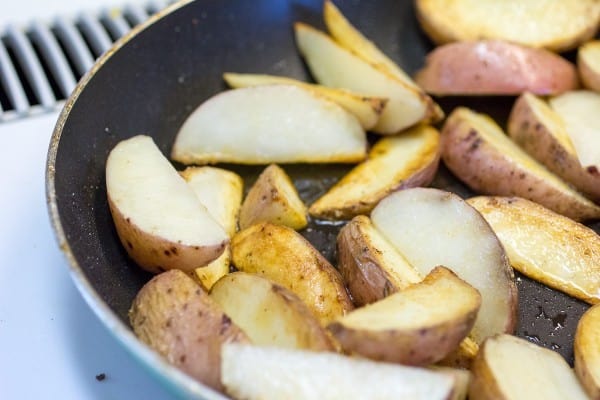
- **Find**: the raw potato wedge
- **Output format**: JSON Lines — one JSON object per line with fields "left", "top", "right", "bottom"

{"left": 322, "top": 0, "right": 443, "bottom": 122}
{"left": 222, "top": 72, "right": 387, "bottom": 130}
{"left": 209, "top": 272, "right": 335, "bottom": 351}
{"left": 469, "top": 334, "right": 589, "bottom": 400}
{"left": 239, "top": 164, "right": 307, "bottom": 230}
{"left": 106, "top": 135, "right": 228, "bottom": 274}
{"left": 550, "top": 91, "right": 600, "bottom": 180}
{"left": 415, "top": 40, "right": 578, "bottom": 96}
{"left": 295, "top": 23, "right": 437, "bottom": 134}
{"left": 432, "top": 367, "right": 471, "bottom": 400}
{"left": 507, "top": 93, "right": 600, "bottom": 202}
{"left": 171, "top": 85, "right": 366, "bottom": 164}
{"left": 336, "top": 215, "right": 480, "bottom": 368}
{"left": 441, "top": 107, "right": 600, "bottom": 221}
{"left": 129, "top": 269, "right": 248, "bottom": 392}
{"left": 309, "top": 124, "right": 440, "bottom": 220}
{"left": 579, "top": 41, "right": 600, "bottom": 92}
{"left": 336, "top": 215, "right": 421, "bottom": 307}
{"left": 231, "top": 223, "right": 353, "bottom": 324}
{"left": 415, "top": 0, "right": 600, "bottom": 52}
{"left": 181, "top": 166, "right": 243, "bottom": 289}
{"left": 468, "top": 196, "right": 600, "bottom": 304}
{"left": 221, "top": 343, "right": 457, "bottom": 400}
{"left": 575, "top": 303, "right": 600, "bottom": 399}
{"left": 371, "top": 188, "right": 518, "bottom": 344}
{"left": 328, "top": 267, "right": 481, "bottom": 366}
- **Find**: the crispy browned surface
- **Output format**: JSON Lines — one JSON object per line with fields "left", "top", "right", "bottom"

{"left": 129, "top": 269, "right": 248, "bottom": 392}
{"left": 231, "top": 222, "right": 353, "bottom": 324}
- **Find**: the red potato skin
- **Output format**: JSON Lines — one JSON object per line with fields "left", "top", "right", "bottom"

{"left": 415, "top": 40, "right": 578, "bottom": 96}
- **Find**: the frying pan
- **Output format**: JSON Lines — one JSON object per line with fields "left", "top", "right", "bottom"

{"left": 46, "top": 0, "right": 599, "bottom": 398}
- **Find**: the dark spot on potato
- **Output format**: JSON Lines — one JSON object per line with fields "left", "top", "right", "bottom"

{"left": 261, "top": 195, "right": 267, "bottom": 201}
{"left": 197, "top": 310, "right": 204, "bottom": 317}
{"left": 521, "top": 121, "right": 529, "bottom": 131}
{"left": 194, "top": 246, "right": 200, "bottom": 250}
{"left": 171, "top": 247, "right": 178, "bottom": 255}
{"left": 587, "top": 165, "right": 599, "bottom": 175}
{"left": 467, "top": 138, "right": 482, "bottom": 153}
{"left": 534, "top": 123, "right": 542, "bottom": 131}
{"left": 195, "top": 288, "right": 201, "bottom": 296}
{"left": 519, "top": 173, "right": 526, "bottom": 179}
{"left": 220, "top": 315, "right": 232, "bottom": 334}
{"left": 167, "top": 287, "right": 173, "bottom": 294}
{"left": 466, "top": 129, "right": 477, "bottom": 141}
{"left": 127, "top": 241, "right": 133, "bottom": 249}
{"left": 165, "top": 318, "right": 172, "bottom": 328}
{"left": 179, "top": 355, "right": 186, "bottom": 364}
{"left": 164, "top": 249, "right": 171, "bottom": 256}
{"left": 182, "top": 303, "right": 188, "bottom": 311}
{"left": 126, "top": 218, "right": 131, "bottom": 224}
{"left": 137, "top": 316, "right": 146, "bottom": 326}
{"left": 157, "top": 266, "right": 166, "bottom": 272}
{"left": 419, "top": 328, "right": 427, "bottom": 337}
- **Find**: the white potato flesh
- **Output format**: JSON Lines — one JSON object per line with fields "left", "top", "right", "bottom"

{"left": 371, "top": 188, "right": 516, "bottom": 344}
{"left": 171, "top": 85, "right": 366, "bottom": 164}
{"left": 575, "top": 304, "right": 600, "bottom": 399}
{"left": 550, "top": 90, "right": 600, "bottom": 169}
{"left": 106, "top": 135, "right": 228, "bottom": 272}
{"left": 579, "top": 40, "right": 600, "bottom": 91}
{"left": 295, "top": 23, "right": 429, "bottom": 134}
{"left": 221, "top": 344, "right": 455, "bottom": 400}
{"left": 471, "top": 334, "right": 589, "bottom": 400}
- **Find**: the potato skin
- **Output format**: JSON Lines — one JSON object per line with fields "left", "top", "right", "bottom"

{"left": 415, "top": 40, "right": 578, "bottom": 96}
{"left": 441, "top": 108, "right": 600, "bottom": 221}
{"left": 231, "top": 222, "right": 354, "bottom": 323}
{"left": 336, "top": 215, "right": 421, "bottom": 306}
{"left": 108, "top": 196, "right": 227, "bottom": 274}
{"left": 128, "top": 269, "right": 248, "bottom": 392}
{"left": 508, "top": 93, "right": 600, "bottom": 202}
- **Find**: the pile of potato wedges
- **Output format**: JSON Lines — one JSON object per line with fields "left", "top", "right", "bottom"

{"left": 105, "top": 1, "right": 600, "bottom": 399}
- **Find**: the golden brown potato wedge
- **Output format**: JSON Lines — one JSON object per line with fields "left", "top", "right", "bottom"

{"left": 336, "top": 214, "right": 480, "bottom": 368}
{"left": 180, "top": 166, "right": 243, "bottom": 289}
{"left": 222, "top": 72, "right": 387, "bottom": 130}
{"left": 294, "top": 22, "right": 438, "bottom": 134}
{"left": 415, "top": 0, "right": 600, "bottom": 52}
{"left": 336, "top": 215, "right": 421, "bottom": 306}
{"left": 129, "top": 269, "right": 248, "bottom": 392}
{"left": 507, "top": 93, "right": 600, "bottom": 202}
{"left": 415, "top": 40, "right": 578, "bottom": 96}
{"left": 231, "top": 222, "right": 353, "bottom": 324}
{"left": 221, "top": 343, "right": 457, "bottom": 400}
{"left": 441, "top": 107, "right": 600, "bottom": 221}
{"left": 550, "top": 91, "right": 600, "bottom": 184}
{"left": 171, "top": 85, "right": 366, "bottom": 164}
{"left": 371, "top": 188, "right": 518, "bottom": 344}
{"left": 469, "top": 334, "right": 589, "bottom": 400}
{"left": 575, "top": 303, "right": 600, "bottom": 399}
{"left": 309, "top": 124, "right": 440, "bottom": 220}
{"left": 106, "top": 135, "right": 228, "bottom": 274}
{"left": 468, "top": 196, "right": 600, "bottom": 304}
{"left": 239, "top": 164, "right": 307, "bottom": 230}
{"left": 209, "top": 272, "right": 335, "bottom": 351}
{"left": 322, "top": 0, "right": 443, "bottom": 123}
{"left": 579, "top": 41, "right": 600, "bottom": 92}
{"left": 328, "top": 266, "right": 481, "bottom": 366}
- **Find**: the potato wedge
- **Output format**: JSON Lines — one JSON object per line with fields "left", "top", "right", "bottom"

{"left": 336, "top": 215, "right": 480, "bottom": 368}
{"left": 468, "top": 196, "right": 600, "bottom": 304}
{"left": 371, "top": 188, "right": 518, "bottom": 344}
{"left": 180, "top": 166, "right": 243, "bottom": 237}
{"left": 432, "top": 367, "right": 471, "bottom": 400}
{"left": 415, "top": 40, "right": 578, "bottom": 96}
{"left": 106, "top": 135, "right": 228, "bottom": 274}
{"left": 507, "top": 93, "right": 600, "bottom": 202}
{"left": 550, "top": 91, "right": 600, "bottom": 179}
{"left": 336, "top": 215, "right": 421, "bottom": 306}
{"left": 231, "top": 222, "right": 353, "bottom": 323}
{"left": 239, "top": 164, "right": 307, "bottom": 230}
{"left": 309, "top": 124, "right": 440, "bottom": 220}
{"left": 294, "top": 23, "right": 436, "bottom": 134}
{"left": 579, "top": 41, "right": 600, "bottom": 92}
{"left": 441, "top": 107, "right": 600, "bottom": 221}
{"left": 328, "top": 266, "right": 481, "bottom": 366}
{"left": 171, "top": 85, "right": 366, "bottom": 164}
{"left": 129, "top": 269, "right": 248, "bottom": 392}
{"left": 221, "top": 343, "right": 457, "bottom": 400}
{"left": 181, "top": 166, "right": 243, "bottom": 289}
{"left": 575, "top": 303, "right": 600, "bottom": 399}
{"left": 469, "top": 334, "right": 589, "bottom": 400}
{"left": 209, "top": 272, "right": 334, "bottom": 351}
{"left": 322, "top": 0, "right": 443, "bottom": 122}
{"left": 415, "top": 0, "right": 600, "bottom": 52}
{"left": 222, "top": 72, "right": 387, "bottom": 130}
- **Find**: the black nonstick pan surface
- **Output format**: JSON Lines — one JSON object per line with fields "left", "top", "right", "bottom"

{"left": 46, "top": 0, "right": 599, "bottom": 397}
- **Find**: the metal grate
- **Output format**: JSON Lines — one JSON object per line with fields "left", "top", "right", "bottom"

{"left": 0, "top": 0, "right": 173, "bottom": 122}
